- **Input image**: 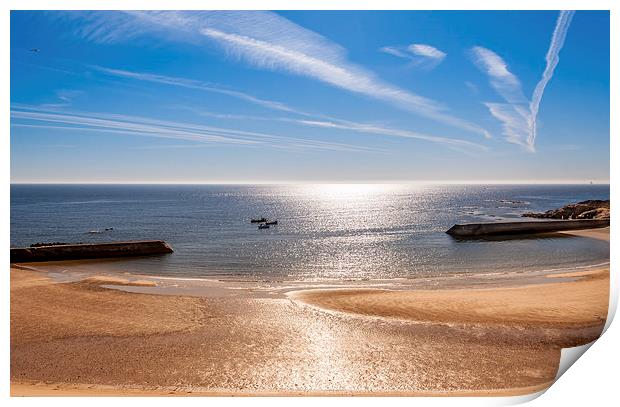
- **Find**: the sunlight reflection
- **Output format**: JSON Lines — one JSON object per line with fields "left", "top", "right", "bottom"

{"left": 301, "top": 184, "right": 404, "bottom": 202}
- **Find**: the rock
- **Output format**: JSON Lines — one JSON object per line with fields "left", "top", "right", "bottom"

{"left": 576, "top": 208, "right": 610, "bottom": 219}
{"left": 522, "top": 200, "right": 610, "bottom": 220}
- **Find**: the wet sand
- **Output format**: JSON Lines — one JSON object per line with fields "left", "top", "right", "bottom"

{"left": 10, "top": 229, "right": 610, "bottom": 397}
{"left": 560, "top": 226, "right": 610, "bottom": 241}
{"left": 291, "top": 268, "right": 608, "bottom": 329}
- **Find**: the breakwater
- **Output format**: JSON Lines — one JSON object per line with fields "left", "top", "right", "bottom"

{"left": 10, "top": 240, "right": 173, "bottom": 263}
{"left": 446, "top": 220, "right": 610, "bottom": 238}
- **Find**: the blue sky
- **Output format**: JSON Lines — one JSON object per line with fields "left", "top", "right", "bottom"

{"left": 10, "top": 10, "right": 609, "bottom": 183}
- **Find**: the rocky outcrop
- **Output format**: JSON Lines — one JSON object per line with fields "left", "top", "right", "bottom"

{"left": 522, "top": 200, "right": 610, "bottom": 220}
{"left": 11, "top": 240, "right": 173, "bottom": 263}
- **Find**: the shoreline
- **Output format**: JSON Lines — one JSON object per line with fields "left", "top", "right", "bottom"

{"left": 10, "top": 227, "right": 610, "bottom": 291}
{"left": 288, "top": 267, "right": 608, "bottom": 332}
{"left": 10, "top": 228, "right": 610, "bottom": 396}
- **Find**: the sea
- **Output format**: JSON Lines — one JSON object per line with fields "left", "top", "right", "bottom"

{"left": 10, "top": 184, "right": 610, "bottom": 282}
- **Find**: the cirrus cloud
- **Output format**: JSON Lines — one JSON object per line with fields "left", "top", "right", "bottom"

{"left": 57, "top": 10, "right": 490, "bottom": 140}
{"left": 380, "top": 43, "right": 447, "bottom": 69}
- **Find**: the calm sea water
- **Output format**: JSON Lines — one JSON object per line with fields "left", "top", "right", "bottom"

{"left": 10, "top": 184, "right": 610, "bottom": 281}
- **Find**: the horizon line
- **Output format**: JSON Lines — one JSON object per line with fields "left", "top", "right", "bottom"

{"left": 9, "top": 180, "right": 611, "bottom": 186}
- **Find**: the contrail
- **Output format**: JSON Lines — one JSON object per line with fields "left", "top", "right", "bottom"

{"left": 471, "top": 11, "right": 575, "bottom": 151}
{"left": 527, "top": 10, "right": 575, "bottom": 148}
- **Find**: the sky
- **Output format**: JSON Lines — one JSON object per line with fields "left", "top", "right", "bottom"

{"left": 10, "top": 10, "right": 610, "bottom": 183}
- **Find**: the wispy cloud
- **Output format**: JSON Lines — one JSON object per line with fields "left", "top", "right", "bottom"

{"left": 60, "top": 10, "right": 490, "bottom": 140}
{"left": 379, "top": 46, "right": 411, "bottom": 60}
{"left": 56, "top": 89, "right": 84, "bottom": 103}
{"left": 409, "top": 44, "right": 446, "bottom": 61}
{"left": 92, "top": 66, "right": 300, "bottom": 114}
{"left": 471, "top": 11, "right": 574, "bottom": 151}
{"left": 471, "top": 46, "right": 526, "bottom": 104}
{"left": 173, "top": 105, "right": 488, "bottom": 152}
{"left": 380, "top": 43, "right": 446, "bottom": 69}
{"left": 10, "top": 106, "right": 380, "bottom": 153}
{"left": 291, "top": 119, "right": 488, "bottom": 151}
{"left": 190, "top": 110, "right": 268, "bottom": 121}
{"left": 471, "top": 46, "right": 531, "bottom": 148}
{"left": 38, "top": 89, "right": 84, "bottom": 109}
{"left": 95, "top": 65, "right": 490, "bottom": 150}
{"left": 197, "top": 24, "right": 444, "bottom": 117}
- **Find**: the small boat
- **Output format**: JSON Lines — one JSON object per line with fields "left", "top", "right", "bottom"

{"left": 258, "top": 224, "right": 270, "bottom": 229}
{"left": 87, "top": 230, "right": 102, "bottom": 234}
{"left": 250, "top": 217, "right": 267, "bottom": 223}
{"left": 265, "top": 220, "right": 278, "bottom": 225}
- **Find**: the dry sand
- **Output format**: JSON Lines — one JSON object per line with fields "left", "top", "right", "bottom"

{"left": 10, "top": 228, "right": 610, "bottom": 396}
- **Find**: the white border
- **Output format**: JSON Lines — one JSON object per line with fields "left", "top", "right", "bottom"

{"left": 2, "top": 1, "right": 616, "bottom": 406}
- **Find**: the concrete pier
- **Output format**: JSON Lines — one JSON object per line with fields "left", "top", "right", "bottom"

{"left": 10, "top": 240, "right": 174, "bottom": 263}
{"left": 446, "top": 219, "right": 610, "bottom": 238}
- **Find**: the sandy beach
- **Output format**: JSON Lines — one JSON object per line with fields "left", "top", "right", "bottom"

{"left": 290, "top": 268, "right": 608, "bottom": 332}
{"left": 10, "top": 228, "right": 610, "bottom": 397}
{"left": 9, "top": 5, "right": 612, "bottom": 399}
